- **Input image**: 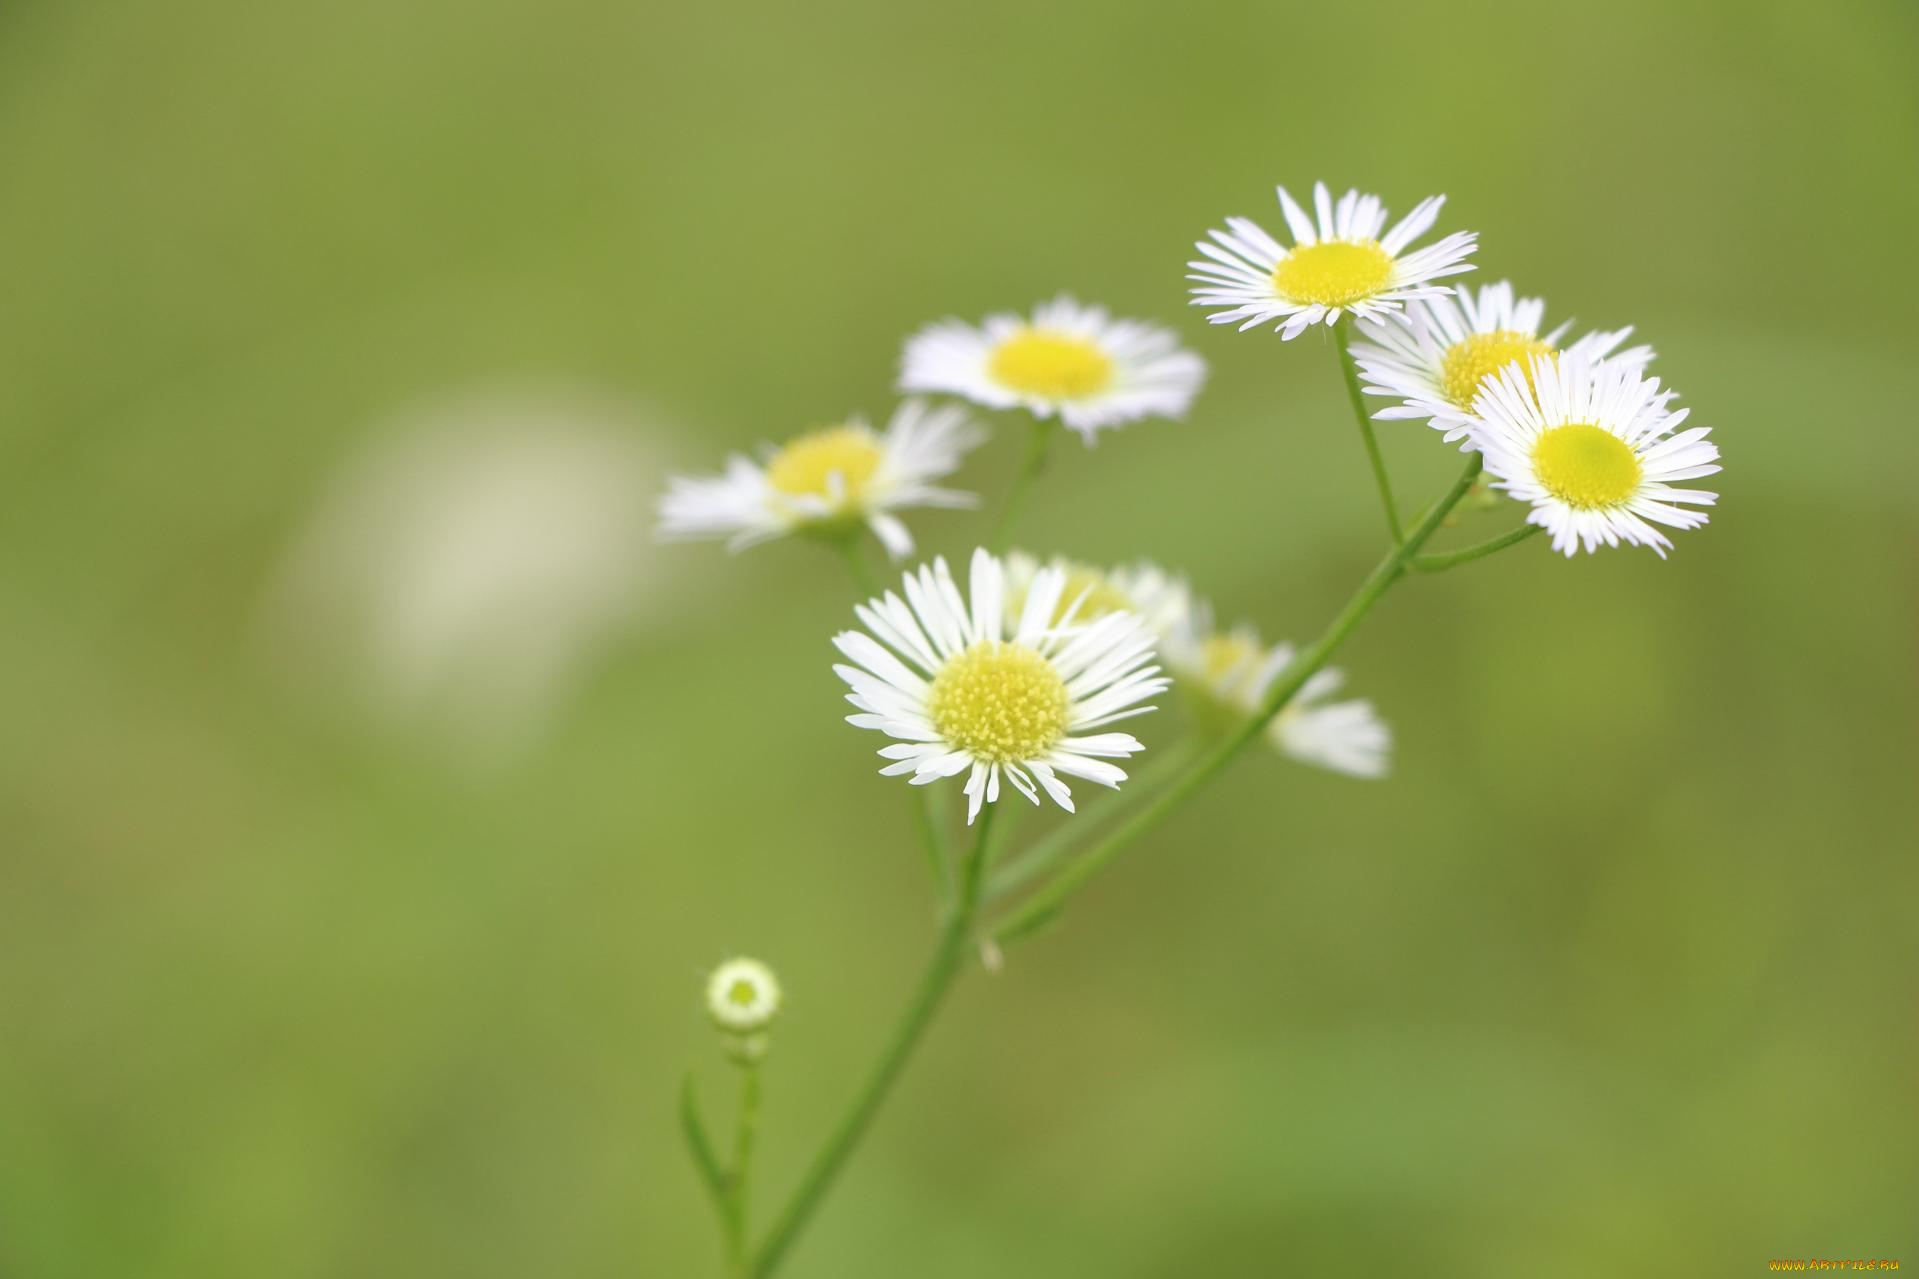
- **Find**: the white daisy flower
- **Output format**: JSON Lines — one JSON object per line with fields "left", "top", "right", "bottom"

{"left": 1163, "top": 605, "right": 1390, "bottom": 780}
{"left": 1350, "top": 281, "right": 1655, "bottom": 442}
{"left": 898, "top": 296, "right": 1206, "bottom": 444}
{"left": 834, "top": 549, "right": 1170, "bottom": 824}
{"left": 657, "top": 399, "right": 983, "bottom": 559}
{"left": 1002, "top": 552, "right": 1193, "bottom": 640}
{"left": 1188, "top": 181, "right": 1478, "bottom": 339}
{"left": 705, "top": 957, "right": 782, "bottom": 1034}
{"left": 1469, "top": 352, "right": 1721, "bottom": 558}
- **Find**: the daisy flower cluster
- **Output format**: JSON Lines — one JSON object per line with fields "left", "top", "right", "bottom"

{"left": 665, "top": 178, "right": 1730, "bottom": 1278}
{"left": 660, "top": 290, "right": 1214, "bottom": 825}
{"left": 659, "top": 296, "right": 1205, "bottom": 564}
{"left": 1191, "top": 181, "right": 1722, "bottom": 556}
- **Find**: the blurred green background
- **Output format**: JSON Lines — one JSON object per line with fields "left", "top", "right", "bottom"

{"left": 3, "top": 0, "right": 1916, "bottom": 1274}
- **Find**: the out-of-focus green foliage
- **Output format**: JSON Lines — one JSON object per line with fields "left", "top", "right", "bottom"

{"left": 1, "top": 0, "right": 1915, "bottom": 1274}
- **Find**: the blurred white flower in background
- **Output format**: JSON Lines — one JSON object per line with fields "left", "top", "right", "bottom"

{"left": 259, "top": 387, "right": 662, "bottom": 764}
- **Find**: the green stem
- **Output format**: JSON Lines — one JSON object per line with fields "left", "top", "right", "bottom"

{"left": 748, "top": 806, "right": 997, "bottom": 1279}
{"left": 832, "top": 535, "right": 880, "bottom": 598}
{"left": 984, "top": 735, "right": 1202, "bottom": 901}
{"left": 1333, "top": 319, "right": 1403, "bottom": 544}
{"left": 1411, "top": 522, "right": 1541, "bottom": 573}
{"left": 981, "top": 792, "right": 1024, "bottom": 875}
{"left": 992, "top": 455, "right": 1484, "bottom": 945}
{"left": 723, "top": 1064, "right": 762, "bottom": 1274}
{"left": 910, "top": 786, "right": 953, "bottom": 905}
{"left": 989, "top": 420, "right": 1053, "bottom": 553}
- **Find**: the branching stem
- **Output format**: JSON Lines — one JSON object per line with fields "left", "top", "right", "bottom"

{"left": 1411, "top": 522, "right": 1541, "bottom": 572}
{"left": 1333, "top": 319, "right": 1404, "bottom": 544}
{"left": 991, "top": 454, "right": 1484, "bottom": 944}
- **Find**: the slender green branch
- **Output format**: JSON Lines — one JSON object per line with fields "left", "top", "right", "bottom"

{"left": 909, "top": 786, "right": 952, "bottom": 905}
{"left": 680, "top": 1072, "right": 727, "bottom": 1205}
{"left": 984, "top": 735, "right": 1203, "bottom": 901}
{"left": 832, "top": 535, "right": 881, "bottom": 598}
{"left": 955, "top": 803, "right": 995, "bottom": 913}
{"left": 1333, "top": 319, "right": 1404, "bottom": 544}
{"left": 748, "top": 807, "right": 997, "bottom": 1279}
{"left": 989, "top": 420, "right": 1053, "bottom": 553}
{"left": 1411, "top": 522, "right": 1541, "bottom": 573}
{"left": 723, "top": 1064, "right": 763, "bottom": 1274}
{"left": 992, "top": 455, "right": 1484, "bottom": 944}
{"left": 981, "top": 792, "right": 1024, "bottom": 876}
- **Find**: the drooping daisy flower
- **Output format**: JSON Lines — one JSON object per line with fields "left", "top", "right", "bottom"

{"left": 657, "top": 399, "right": 983, "bottom": 558}
{"left": 834, "top": 550, "right": 1169, "bottom": 823}
{"left": 1261, "top": 648, "right": 1392, "bottom": 779}
{"left": 1163, "top": 604, "right": 1391, "bottom": 779}
{"left": 705, "top": 957, "right": 782, "bottom": 1034}
{"left": 1002, "top": 551, "right": 1192, "bottom": 639}
{"left": 1188, "top": 182, "right": 1477, "bottom": 339}
{"left": 898, "top": 296, "right": 1206, "bottom": 444}
{"left": 1469, "top": 352, "right": 1721, "bottom": 557}
{"left": 1350, "top": 281, "right": 1654, "bottom": 442}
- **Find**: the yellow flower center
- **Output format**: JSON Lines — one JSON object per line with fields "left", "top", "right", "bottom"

{"left": 1055, "top": 566, "right": 1134, "bottom": 623}
{"left": 1011, "top": 561, "right": 1134, "bottom": 629}
{"left": 987, "top": 330, "right": 1115, "bottom": 400}
{"left": 1531, "top": 424, "right": 1643, "bottom": 510}
{"left": 1271, "top": 240, "right": 1396, "bottom": 308}
{"left": 1200, "top": 632, "right": 1263, "bottom": 692}
{"left": 1439, "top": 330, "right": 1557, "bottom": 409}
{"left": 765, "top": 425, "right": 883, "bottom": 504}
{"left": 727, "top": 979, "right": 758, "bottom": 1006}
{"left": 927, "top": 641, "right": 1069, "bottom": 764}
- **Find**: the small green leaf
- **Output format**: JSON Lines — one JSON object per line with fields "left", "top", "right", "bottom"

{"left": 996, "top": 898, "right": 1066, "bottom": 946}
{"left": 679, "top": 1070, "right": 727, "bottom": 1202}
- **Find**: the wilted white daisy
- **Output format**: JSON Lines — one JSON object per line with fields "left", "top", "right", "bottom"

{"left": 1188, "top": 182, "right": 1477, "bottom": 339}
{"left": 1469, "top": 352, "right": 1721, "bottom": 557}
{"left": 898, "top": 296, "right": 1206, "bottom": 444}
{"left": 834, "top": 549, "right": 1169, "bottom": 823}
{"left": 1351, "top": 281, "right": 1654, "bottom": 442}
{"left": 705, "top": 957, "right": 782, "bottom": 1034}
{"left": 1002, "top": 551, "right": 1192, "bottom": 639}
{"left": 1164, "top": 605, "right": 1390, "bottom": 779}
{"left": 657, "top": 399, "right": 983, "bottom": 559}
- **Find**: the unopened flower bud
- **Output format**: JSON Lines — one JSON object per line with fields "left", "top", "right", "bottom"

{"left": 705, "top": 958, "right": 782, "bottom": 1036}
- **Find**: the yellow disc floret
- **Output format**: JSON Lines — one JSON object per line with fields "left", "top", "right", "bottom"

{"left": 988, "top": 330, "right": 1115, "bottom": 400}
{"left": 765, "top": 425, "right": 883, "bottom": 506}
{"left": 927, "top": 641, "right": 1069, "bottom": 764}
{"left": 1271, "top": 240, "right": 1396, "bottom": 308}
{"left": 1053, "top": 564, "right": 1133, "bottom": 624}
{"left": 1439, "top": 330, "right": 1557, "bottom": 408}
{"left": 1200, "top": 631, "right": 1264, "bottom": 702}
{"left": 1531, "top": 423, "right": 1643, "bottom": 510}
{"left": 1009, "top": 561, "right": 1134, "bottom": 629}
